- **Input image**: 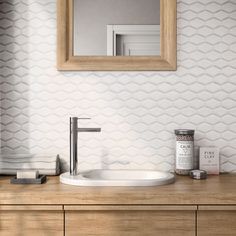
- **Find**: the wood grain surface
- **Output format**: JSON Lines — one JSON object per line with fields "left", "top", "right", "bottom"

{"left": 65, "top": 210, "right": 195, "bottom": 236}
{"left": 0, "top": 210, "right": 63, "bottom": 236}
{"left": 198, "top": 210, "right": 236, "bottom": 236}
{"left": 0, "top": 174, "right": 235, "bottom": 205}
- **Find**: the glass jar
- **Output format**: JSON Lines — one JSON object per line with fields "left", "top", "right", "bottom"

{"left": 174, "top": 129, "right": 195, "bottom": 175}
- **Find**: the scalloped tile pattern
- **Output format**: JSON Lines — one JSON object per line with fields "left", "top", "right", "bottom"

{"left": 0, "top": 0, "right": 236, "bottom": 172}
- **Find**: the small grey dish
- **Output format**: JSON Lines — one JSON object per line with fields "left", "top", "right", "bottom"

{"left": 189, "top": 170, "right": 207, "bottom": 180}
{"left": 10, "top": 175, "right": 47, "bottom": 184}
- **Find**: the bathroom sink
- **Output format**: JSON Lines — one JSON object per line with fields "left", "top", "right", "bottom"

{"left": 60, "top": 169, "right": 175, "bottom": 186}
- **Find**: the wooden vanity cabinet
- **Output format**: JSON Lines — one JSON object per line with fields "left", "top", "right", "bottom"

{"left": 0, "top": 205, "right": 64, "bottom": 236}
{"left": 197, "top": 206, "right": 236, "bottom": 236}
{"left": 0, "top": 204, "right": 236, "bottom": 235}
{"left": 64, "top": 205, "right": 196, "bottom": 236}
{"left": 0, "top": 175, "right": 236, "bottom": 235}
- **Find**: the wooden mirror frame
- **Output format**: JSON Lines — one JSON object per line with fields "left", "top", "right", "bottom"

{"left": 57, "top": 0, "right": 176, "bottom": 71}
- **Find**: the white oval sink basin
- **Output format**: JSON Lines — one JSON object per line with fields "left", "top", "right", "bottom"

{"left": 60, "top": 170, "right": 175, "bottom": 186}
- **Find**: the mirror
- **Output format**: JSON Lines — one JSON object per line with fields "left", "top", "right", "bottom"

{"left": 73, "top": 0, "right": 160, "bottom": 56}
{"left": 57, "top": 0, "right": 176, "bottom": 71}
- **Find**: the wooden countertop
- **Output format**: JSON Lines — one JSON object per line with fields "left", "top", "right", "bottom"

{"left": 0, "top": 174, "right": 235, "bottom": 205}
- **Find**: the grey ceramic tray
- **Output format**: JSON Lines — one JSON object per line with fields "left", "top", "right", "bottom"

{"left": 10, "top": 175, "right": 47, "bottom": 184}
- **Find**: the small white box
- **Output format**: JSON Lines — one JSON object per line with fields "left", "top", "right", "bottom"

{"left": 17, "top": 170, "right": 39, "bottom": 179}
{"left": 199, "top": 147, "right": 220, "bottom": 175}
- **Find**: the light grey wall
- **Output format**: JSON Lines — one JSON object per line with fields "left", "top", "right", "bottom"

{"left": 1, "top": 0, "right": 236, "bottom": 172}
{"left": 74, "top": 0, "right": 160, "bottom": 55}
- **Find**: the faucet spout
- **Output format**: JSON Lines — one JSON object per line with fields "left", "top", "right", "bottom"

{"left": 70, "top": 117, "right": 101, "bottom": 176}
{"left": 78, "top": 128, "right": 101, "bottom": 132}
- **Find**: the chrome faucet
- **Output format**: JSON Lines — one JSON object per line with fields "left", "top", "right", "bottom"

{"left": 70, "top": 117, "right": 101, "bottom": 176}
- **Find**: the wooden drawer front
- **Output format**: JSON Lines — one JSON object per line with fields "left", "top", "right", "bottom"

{"left": 198, "top": 210, "right": 236, "bottom": 236}
{"left": 0, "top": 210, "right": 64, "bottom": 236}
{"left": 65, "top": 210, "right": 195, "bottom": 236}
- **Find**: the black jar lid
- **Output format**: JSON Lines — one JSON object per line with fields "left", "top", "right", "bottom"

{"left": 174, "top": 129, "right": 195, "bottom": 135}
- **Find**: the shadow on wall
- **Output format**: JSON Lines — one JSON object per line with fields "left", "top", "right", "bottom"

{"left": 0, "top": 0, "right": 30, "bottom": 154}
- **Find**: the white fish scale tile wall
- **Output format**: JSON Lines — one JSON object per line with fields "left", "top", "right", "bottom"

{"left": 0, "top": 0, "right": 236, "bottom": 172}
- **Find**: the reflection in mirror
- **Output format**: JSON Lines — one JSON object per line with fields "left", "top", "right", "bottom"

{"left": 73, "top": 0, "right": 160, "bottom": 56}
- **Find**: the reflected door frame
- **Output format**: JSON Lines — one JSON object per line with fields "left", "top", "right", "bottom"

{"left": 107, "top": 25, "right": 160, "bottom": 56}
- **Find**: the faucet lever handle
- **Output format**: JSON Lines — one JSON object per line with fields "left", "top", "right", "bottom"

{"left": 78, "top": 118, "right": 91, "bottom": 120}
